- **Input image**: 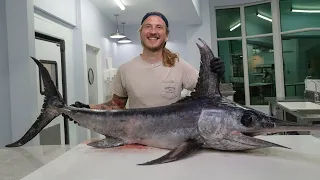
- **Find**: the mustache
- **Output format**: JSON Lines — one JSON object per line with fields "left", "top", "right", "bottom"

{"left": 147, "top": 36, "right": 159, "bottom": 39}
{"left": 147, "top": 34, "right": 159, "bottom": 38}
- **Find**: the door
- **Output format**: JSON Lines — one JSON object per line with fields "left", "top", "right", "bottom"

{"left": 86, "top": 44, "right": 100, "bottom": 138}
{"left": 35, "top": 38, "right": 65, "bottom": 145}
{"left": 86, "top": 45, "right": 99, "bottom": 105}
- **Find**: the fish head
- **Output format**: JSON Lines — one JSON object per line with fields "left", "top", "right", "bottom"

{"left": 232, "top": 107, "right": 277, "bottom": 136}
{"left": 197, "top": 103, "right": 317, "bottom": 151}
{"left": 234, "top": 105, "right": 309, "bottom": 136}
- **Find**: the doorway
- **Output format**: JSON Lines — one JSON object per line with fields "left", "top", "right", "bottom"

{"left": 86, "top": 45, "right": 99, "bottom": 105}
{"left": 86, "top": 44, "right": 100, "bottom": 138}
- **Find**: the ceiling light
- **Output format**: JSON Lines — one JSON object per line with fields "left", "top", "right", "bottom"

{"left": 230, "top": 23, "right": 241, "bottom": 31}
{"left": 118, "top": 22, "right": 131, "bottom": 43}
{"left": 118, "top": 37, "right": 132, "bottom": 43}
{"left": 110, "top": 14, "right": 125, "bottom": 39}
{"left": 114, "top": 0, "right": 125, "bottom": 10}
{"left": 110, "top": 31, "right": 125, "bottom": 38}
{"left": 257, "top": 13, "right": 272, "bottom": 22}
{"left": 291, "top": 8, "right": 320, "bottom": 13}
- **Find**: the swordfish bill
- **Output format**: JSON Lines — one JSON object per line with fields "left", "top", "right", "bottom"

{"left": 6, "top": 38, "right": 320, "bottom": 166}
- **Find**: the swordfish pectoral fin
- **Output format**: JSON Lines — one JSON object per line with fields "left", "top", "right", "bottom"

{"left": 87, "top": 136, "right": 125, "bottom": 148}
{"left": 137, "top": 139, "right": 202, "bottom": 165}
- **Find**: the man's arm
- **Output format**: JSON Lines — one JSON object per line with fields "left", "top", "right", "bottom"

{"left": 89, "top": 94, "right": 128, "bottom": 110}
{"left": 71, "top": 65, "right": 129, "bottom": 110}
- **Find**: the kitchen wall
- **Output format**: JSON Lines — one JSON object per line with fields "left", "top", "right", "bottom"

{"left": 192, "top": 0, "right": 201, "bottom": 18}
{"left": 77, "top": 0, "right": 118, "bottom": 141}
{"left": 33, "top": 0, "right": 77, "bottom": 26}
{"left": 79, "top": 0, "right": 117, "bottom": 104}
{"left": 0, "top": 0, "right": 12, "bottom": 148}
{"left": 6, "top": 0, "right": 39, "bottom": 147}
{"left": 39, "top": 0, "right": 117, "bottom": 143}
{"left": 186, "top": 0, "right": 213, "bottom": 70}
{"left": 32, "top": 0, "right": 117, "bottom": 103}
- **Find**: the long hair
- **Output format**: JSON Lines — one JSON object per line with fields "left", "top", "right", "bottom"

{"left": 139, "top": 26, "right": 179, "bottom": 67}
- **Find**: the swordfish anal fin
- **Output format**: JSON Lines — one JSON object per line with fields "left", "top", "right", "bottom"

{"left": 137, "top": 139, "right": 202, "bottom": 165}
{"left": 192, "top": 38, "right": 222, "bottom": 98}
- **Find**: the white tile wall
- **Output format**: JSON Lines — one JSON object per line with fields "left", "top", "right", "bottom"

{"left": 305, "top": 79, "right": 320, "bottom": 92}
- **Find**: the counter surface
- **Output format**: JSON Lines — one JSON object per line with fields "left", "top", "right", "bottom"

{"left": 2, "top": 135, "right": 320, "bottom": 180}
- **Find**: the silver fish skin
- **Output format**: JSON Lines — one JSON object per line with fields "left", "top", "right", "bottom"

{"left": 5, "top": 38, "right": 320, "bottom": 166}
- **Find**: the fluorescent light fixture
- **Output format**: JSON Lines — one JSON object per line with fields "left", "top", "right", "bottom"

{"left": 230, "top": 23, "right": 241, "bottom": 31}
{"left": 114, "top": 0, "right": 125, "bottom": 10}
{"left": 257, "top": 13, "right": 272, "bottom": 22}
{"left": 291, "top": 9, "right": 320, "bottom": 13}
{"left": 118, "top": 37, "right": 132, "bottom": 43}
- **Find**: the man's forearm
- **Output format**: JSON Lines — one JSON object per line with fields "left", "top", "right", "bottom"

{"left": 89, "top": 94, "right": 128, "bottom": 110}
{"left": 89, "top": 101, "right": 122, "bottom": 110}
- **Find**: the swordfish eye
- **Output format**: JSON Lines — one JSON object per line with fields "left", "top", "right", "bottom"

{"left": 240, "top": 112, "right": 257, "bottom": 127}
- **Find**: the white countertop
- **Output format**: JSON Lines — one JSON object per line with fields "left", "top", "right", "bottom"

{"left": 278, "top": 101, "right": 320, "bottom": 111}
{"left": 2, "top": 135, "right": 320, "bottom": 180}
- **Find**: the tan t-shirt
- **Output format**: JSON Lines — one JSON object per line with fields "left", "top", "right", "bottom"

{"left": 112, "top": 55, "right": 199, "bottom": 109}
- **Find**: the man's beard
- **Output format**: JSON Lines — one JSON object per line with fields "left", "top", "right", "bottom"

{"left": 141, "top": 39, "right": 166, "bottom": 52}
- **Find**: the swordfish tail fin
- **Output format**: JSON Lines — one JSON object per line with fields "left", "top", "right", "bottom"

{"left": 5, "top": 57, "right": 66, "bottom": 147}
{"left": 193, "top": 38, "right": 221, "bottom": 98}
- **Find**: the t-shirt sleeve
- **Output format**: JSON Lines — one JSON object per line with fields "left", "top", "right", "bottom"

{"left": 181, "top": 60, "right": 199, "bottom": 91}
{"left": 112, "top": 68, "right": 128, "bottom": 97}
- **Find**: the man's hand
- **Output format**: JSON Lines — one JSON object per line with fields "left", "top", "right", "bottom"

{"left": 70, "top": 101, "right": 90, "bottom": 108}
{"left": 210, "top": 57, "right": 225, "bottom": 77}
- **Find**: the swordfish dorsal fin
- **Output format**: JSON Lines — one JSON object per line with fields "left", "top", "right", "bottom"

{"left": 191, "top": 38, "right": 221, "bottom": 98}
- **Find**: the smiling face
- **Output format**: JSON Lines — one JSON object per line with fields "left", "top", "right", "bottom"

{"left": 140, "top": 15, "right": 168, "bottom": 52}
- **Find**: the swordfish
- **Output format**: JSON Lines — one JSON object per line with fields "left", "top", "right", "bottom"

{"left": 5, "top": 38, "right": 320, "bottom": 165}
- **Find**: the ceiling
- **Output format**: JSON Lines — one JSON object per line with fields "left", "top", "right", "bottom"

{"left": 88, "top": 0, "right": 202, "bottom": 26}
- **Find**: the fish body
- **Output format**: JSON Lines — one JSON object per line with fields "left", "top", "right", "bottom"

{"left": 6, "top": 38, "right": 320, "bottom": 165}
{"left": 62, "top": 97, "right": 204, "bottom": 149}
